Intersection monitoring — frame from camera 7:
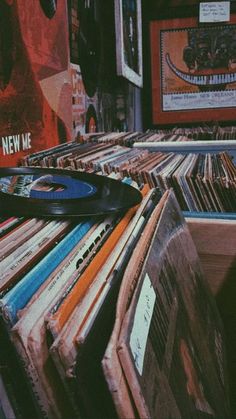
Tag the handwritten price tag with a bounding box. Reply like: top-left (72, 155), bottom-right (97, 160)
top-left (199, 2), bottom-right (230, 23)
top-left (129, 273), bottom-right (156, 375)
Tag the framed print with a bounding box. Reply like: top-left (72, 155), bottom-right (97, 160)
top-left (150, 15), bottom-right (236, 125)
top-left (114, 0), bottom-right (143, 87)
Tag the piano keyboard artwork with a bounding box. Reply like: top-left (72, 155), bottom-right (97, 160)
top-left (151, 17), bottom-right (236, 124)
top-left (166, 53), bottom-right (236, 87)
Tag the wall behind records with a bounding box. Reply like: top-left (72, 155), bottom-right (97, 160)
top-left (68, 0), bottom-right (143, 137)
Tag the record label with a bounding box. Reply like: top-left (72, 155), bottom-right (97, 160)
top-left (0, 174), bottom-right (97, 200)
top-left (0, 167), bottom-right (142, 217)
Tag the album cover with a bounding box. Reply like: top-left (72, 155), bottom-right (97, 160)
top-left (69, 190), bottom-right (163, 419)
top-left (102, 191), bottom-right (169, 418)
top-left (114, 190), bottom-right (230, 418)
top-left (49, 187), bottom-right (154, 415)
top-left (47, 200), bottom-right (140, 339)
top-left (0, 219), bottom-right (72, 296)
top-left (0, 220), bottom-right (95, 327)
top-left (0, 0), bottom-right (72, 167)
top-left (7, 219), bottom-right (114, 418)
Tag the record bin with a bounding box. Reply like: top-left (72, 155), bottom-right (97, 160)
top-left (134, 139), bottom-right (236, 415)
top-left (187, 214), bottom-right (236, 415)
top-left (134, 139), bottom-right (236, 291)
top-left (0, 136), bottom-right (235, 417)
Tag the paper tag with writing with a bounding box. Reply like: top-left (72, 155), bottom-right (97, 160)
top-left (129, 273), bottom-right (156, 375)
top-left (199, 2), bottom-right (230, 23)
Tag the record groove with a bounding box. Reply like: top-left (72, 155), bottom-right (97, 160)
top-left (0, 167), bottom-right (142, 217)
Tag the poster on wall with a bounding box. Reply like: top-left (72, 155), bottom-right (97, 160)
top-left (71, 63), bottom-right (87, 136)
top-left (70, 63), bottom-right (98, 136)
top-left (0, 0), bottom-right (72, 167)
top-left (114, 0), bottom-right (143, 87)
top-left (150, 15), bottom-right (236, 125)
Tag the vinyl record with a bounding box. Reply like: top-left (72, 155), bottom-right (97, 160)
top-left (78, 2), bottom-right (100, 97)
top-left (0, 167), bottom-right (142, 217)
top-left (40, 0), bottom-right (57, 19)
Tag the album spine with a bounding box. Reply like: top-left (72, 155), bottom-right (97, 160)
top-left (0, 218), bottom-right (23, 238)
top-left (0, 220), bottom-right (73, 295)
top-left (47, 205), bottom-right (140, 338)
top-left (0, 220), bottom-right (95, 327)
top-left (10, 329), bottom-right (60, 418)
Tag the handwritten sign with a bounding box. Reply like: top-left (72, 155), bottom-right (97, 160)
top-left (199, 2), bottom-right (230, 23)
top-left (129, 273), bottom-right (156, 375)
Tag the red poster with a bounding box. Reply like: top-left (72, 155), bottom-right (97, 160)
top-left (0, 0), bottom-right (72, 167)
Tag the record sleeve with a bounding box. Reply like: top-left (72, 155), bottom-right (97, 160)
top-left (49, 187), bottom-right (154, 386)
top-left (102, 191), bottom-right (169, 418)
top-left (0, 220), bottom-right (95, 326)
top-left (7, 220), bottom-right (113, 417)
top-left (0, 219), bottom-right (72, 296)
top-left (115, 191), bottom-right (230, 418)
top-left (47, 202), bottom-right (140, 339)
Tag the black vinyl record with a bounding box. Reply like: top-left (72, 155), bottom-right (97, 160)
top-left (40, 0), bottom-right (57, 19)
top-left (0, 167), bottom-right (142, 217)
top-left (78, 2), bottom-right (100, 97)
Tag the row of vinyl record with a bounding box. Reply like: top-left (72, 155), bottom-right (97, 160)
top-left (0, 186), bottom-right (231, 418)
top-left (20, 129), bottom-right (236, 164)
top-left (137, 125), bottom-right (236, 142)
top-left (71, 126), bottom-right (236, 144)
top-left (21, 133), bottom-right (236, 213)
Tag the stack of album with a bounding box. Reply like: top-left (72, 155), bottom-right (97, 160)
top-left (147, 125), bottom-right (236, 141)
top-left (0, 184), bottom-right (231, 418)
top-left (21, 134), bottom-right (236, 213)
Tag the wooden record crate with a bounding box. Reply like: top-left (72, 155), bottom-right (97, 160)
top-left (133, 140), bottom-right (236, 294)
top-left (133, 141), bottom-right (236, 295)
top-left (134, 140), bottom-right (236, 414)
top-left (186, 216), bottom-right (236, 297)
top-left (186, 215), bottom-right (236, 415)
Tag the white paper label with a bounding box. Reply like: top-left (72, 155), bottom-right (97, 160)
top-left (129, 273), bottom-right (156, 375)
top-left (163, 89), bottom-right (236, 111)
top-left (199, 2), bottom-right (230, 23)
